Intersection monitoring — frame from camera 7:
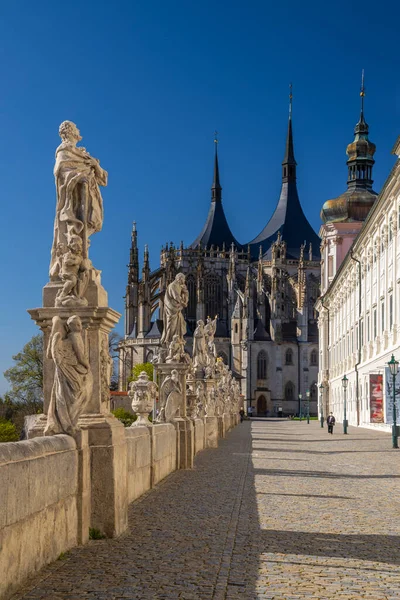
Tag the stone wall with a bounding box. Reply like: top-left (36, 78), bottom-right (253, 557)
top-left (0, 435), bottom-right (89, 600)
top-left (125, 427), bottom-right (151, 503)
top-left (1, 415), bottom-right (238, 600)
top-left (152, 424), bottom-right (177, 486)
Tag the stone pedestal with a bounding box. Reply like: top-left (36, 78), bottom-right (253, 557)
top-left (78, 414), bottom-right (128, 537)
top-left (28, 304), bottom-right (127, 538)
top-left (75, 429), bottom-right (91, 544)
top-left (204, 416), bottom-right (218, 448)
top-left (217, 415), bottom-right (226, 439)
top-left (174, 417), bottom-right (194, 469)
top-left (28, 306), bottom-right (121, 415)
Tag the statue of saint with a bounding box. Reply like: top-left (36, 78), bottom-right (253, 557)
top-left (193, 320), bottom-right (208, 369)
top-left (50, 121), bottom-right (107, 279)
top-left (45, 315), bottom-right (92, 436)
top-left (160, 273), bottom-right (189, 347)
top-left (204, 315), bottom-right (218, 362)
top-left (156, 369), bottom-right (182, 422)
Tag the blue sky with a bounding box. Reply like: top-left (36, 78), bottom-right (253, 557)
top-left (0, 0), bottom-right (399, 393)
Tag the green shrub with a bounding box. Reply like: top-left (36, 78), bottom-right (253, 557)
top-left (128, 362), bottom-right (154, 384)
top-left (0, 419), bottom-right (19, 442)
top-left (111, 408), bottom-right (137, 427)
top-left (89, 527), bottom-right (106, 540)
top-left (292, 416), bottom-right (319, 421)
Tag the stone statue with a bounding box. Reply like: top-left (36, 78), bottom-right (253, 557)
top-left (204, 315), bottom-right (217, 362)
top-left (193, 320), bottom-right (208, 370)
top-left (156, 369), bottom-right (182, 422)
top-left (101, 336), bottom-right (114, 404)
top-left (160, 273), bottom-right (188, 347)
top-left (55, 235), bottom-right (91, 306)
top-left (50, 121), bottom-right (107, 292)
top-left (195, 382), bottom-right (206, 418)
top-left (166, 334), bottom-right (189, 364)
top-left (45, 315), bottom-right (92, 437)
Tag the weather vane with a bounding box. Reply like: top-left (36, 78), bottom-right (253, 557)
top-left (289, 83), bottom-right (293, 118)
top-left (360, 69), bottom-right (365, 116)
top-left (214, 130), bottom-right (219, 145)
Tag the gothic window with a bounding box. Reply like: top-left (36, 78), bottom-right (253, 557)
top-left (285, 381), bottom-right (294, 401)
top-left (205, 272), bottom-right (222, 318)
top-left (186, 274), bottom-right (197, 319)
top-left (310, 349), bottom-right (318, 366)
top-left (257, 351), bottom-right (268, 379)
top-left (285, 348), bottom-right (293, 365)
top-left (310, 382), bottom-right (317, 400)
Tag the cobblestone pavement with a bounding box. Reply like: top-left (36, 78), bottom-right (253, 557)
top-left (12, 420), bottom-right (400, 600)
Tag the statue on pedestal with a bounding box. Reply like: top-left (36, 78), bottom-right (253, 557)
top-left (193, 320), bottom-right (208, 370)
top-left (45, 315), bottom-right (92, 436)
top-left (204, 315), bottom-right (217, 362)
top-left (50, 121), bottom-right (107, 306)
top-left (156, 369), bottom-right (182, 422)
top-left (160, 273), bottom-right (188, 347)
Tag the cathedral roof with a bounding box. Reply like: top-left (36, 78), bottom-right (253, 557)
top-left (189, 143), bottom-right (242, 250)
top-left (248, 101), bottom-right (320, 259)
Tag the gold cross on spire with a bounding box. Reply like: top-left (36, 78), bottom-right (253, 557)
top-left (214, 130), bottom-right (219, 144)
top-left (289, 83), bottom-right (293, 118)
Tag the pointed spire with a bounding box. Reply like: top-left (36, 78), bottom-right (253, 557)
top-left (355, 69), bottom-right (368, 135)
top-left (211, 131), bottom-right (222, 202)
top-left (282, 83), bottom-right (297, 182)
top-left (142, 244), bottom-right (150, 281)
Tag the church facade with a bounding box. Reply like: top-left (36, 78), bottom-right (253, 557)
top-left (119, 110), bottom-right (321, 417)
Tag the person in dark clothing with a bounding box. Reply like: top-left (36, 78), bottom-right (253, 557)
top-left (239, 408), bottom-right (245, 423)
top-left (327, 412), bottom-right (335, 434)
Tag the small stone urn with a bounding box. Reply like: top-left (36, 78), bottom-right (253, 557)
top-left (128, 371), bottom-right (157, 427)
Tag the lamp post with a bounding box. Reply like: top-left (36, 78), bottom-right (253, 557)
top-left (388, 354), bottom-right (399, 449)
top-left (299, 393), bottom-right (302, 421)
top-left (306, 389), bottom-right (310, 424)
top-left (319, 383), bottom-right (324, 428)
top-left (342, 374), bottom-right (348, 434)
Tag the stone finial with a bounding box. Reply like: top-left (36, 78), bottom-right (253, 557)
top-left (129, 371), bottom-right (157, 427)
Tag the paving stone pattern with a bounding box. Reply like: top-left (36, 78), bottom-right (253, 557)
top-left (12, 420), bottom-right (400, 599)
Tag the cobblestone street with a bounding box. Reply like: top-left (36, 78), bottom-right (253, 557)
top-left (12, 420), bottom-right (400, 600)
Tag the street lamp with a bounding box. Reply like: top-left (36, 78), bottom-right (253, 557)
top-left (388, 354), bottom-right (399, 449)
top-left (298, 393), bottom-right (302, 421)
top-left (306, 389), bottom-right (310, 424)
top-left (319, 383), bottom-right (324, 428)
top-left (342, 374), bottom-right (348, 434)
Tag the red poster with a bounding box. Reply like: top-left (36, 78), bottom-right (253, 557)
top-left (370, 374), bottom-right (384, 423)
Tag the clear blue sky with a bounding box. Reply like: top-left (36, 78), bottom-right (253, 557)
top-left (0, 0), bottom-right (399, 393)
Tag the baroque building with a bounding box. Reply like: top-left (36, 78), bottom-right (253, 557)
top-left (119, 106), bottom-right (321, 417)
top-left (317, 86), bottom-right (400, 430)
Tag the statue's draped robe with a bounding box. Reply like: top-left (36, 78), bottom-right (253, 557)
top-left (45, 332), bottom-right (92, 436)
top-left (193, 324), bottom-right (207, 368)
top-left (50, 143), bottom-right (107, 273)
top-left (161, 280), bottom-right (188, 345)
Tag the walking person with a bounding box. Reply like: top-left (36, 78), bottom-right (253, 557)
top-left (239, 407), bottom-right (245, 423)
top-left (327, 412), bottom-right (335, 434)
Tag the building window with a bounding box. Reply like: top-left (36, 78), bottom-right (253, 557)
top-left (360, 320), bottom-right (363, 347)
top-left (381, 301), bottom-right (385, 333)
top-left (310, 382), bottom-right (317, 401)
top-left (285, 348), bottom-right (293, 365)
top-left (257, 351), bottom-right (268, 379)
top-left (205, 273), bottom-right (222, 319)
top-left (328, 256), bottom-right (334, 278)
top-left (390, 295), bottom-right (393, 331)
top-left (186, 274), bottom-right (197, 319)
top-left (310, 349), bottom-right (318, 366)
top-left (367, 315), bottom-right (370, 342)
top-left (373, 308), bottom-right (377, 339)
top-left (235, 323), bottom-right (238, 334)
top-left (389, 216), bottom-right (393, 242)
top-left (285, 381), bottom-right (294, 401)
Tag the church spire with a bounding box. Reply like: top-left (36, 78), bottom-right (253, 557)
top-left (211, 131), bottom-right (222, 202)
top-left (282, 83), bottom-right (297, 182)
